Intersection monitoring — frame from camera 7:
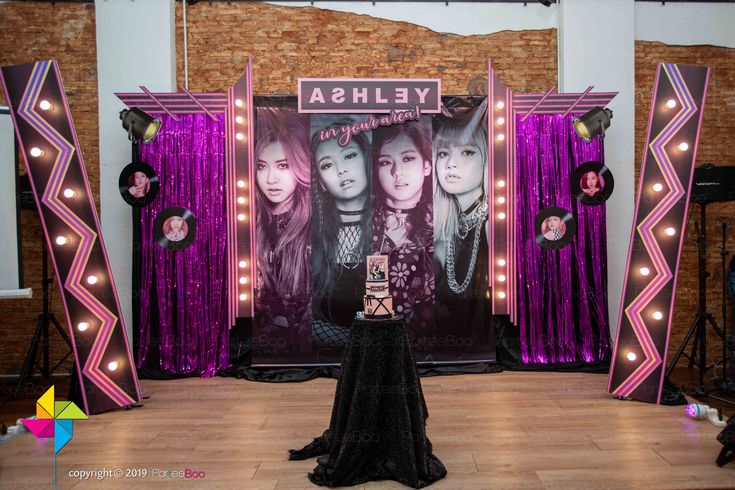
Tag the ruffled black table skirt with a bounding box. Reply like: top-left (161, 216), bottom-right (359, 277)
top-left (289, 317), bottom-right (447, 488)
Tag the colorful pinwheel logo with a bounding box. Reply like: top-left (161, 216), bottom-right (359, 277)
top-left (21, 385), bottom-right (88, 487)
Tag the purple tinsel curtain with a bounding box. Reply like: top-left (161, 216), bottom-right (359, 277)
top-left (137, 113), bottom-right (229, 376)
top-left (516, 113), bottom-right (611, 364)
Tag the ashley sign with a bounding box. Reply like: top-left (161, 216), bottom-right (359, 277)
top-left (298, 78), bottom-right (441, 113)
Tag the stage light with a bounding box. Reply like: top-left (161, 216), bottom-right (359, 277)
top-left (498, 274), bottom-right (506, 282)
top-left (237, 196), bottom-right (246, 205)
top-left (235, 99), bottom-right (244, 108)
top-left (235, 115), bottom-right (244, 124)
top-left (236, 133), bottom-right (245, 141)
top-left (497, 212), bottom-right (506, 220)
top-left (77, 322), bottom-right (89, 332)
top-left (652, 182), bottom-right (664, 193)
top-left (39, 100), bottom-right (53, 111)
top-left (497, 196), bottom-right (506, 204)
top-left (573, 106), bottom-right (613, 142)
top-left (497, 291), bottom-right (506, 299)
top-left (237, 180), bottom-right (245, 188)
top-left (678, 142), bottom-right (689, 152)
top-left (239, 277), bottom-right (247, 285)
top-left (107, 361), bottom-right (119, 372)
top-left (119, 107), bottom-right (161, 143)
top-left (498, 258), bottom-right (506, 267)
top-left (652, 311), bottom-right (664, 320)
top-left (639, 267), bottom-right (650, 276)
top-left (665, 227), bottom-right (676, 237)
top-left (29, 147), bottom-right (44, 158)
top-left (497, 180), bottom-right (506, 188)
top-left (63, 188), bottom-right (76, 198)
top-left (237, 213), bottom-right (246, 221)
top-left (55, 236), bottom-right (69, 246)
top-left (239, 293), bottom-right (248, 301)
top-left (497, 117), bottom-right (505, 125)
top-left (86, 275), bottom-right (98, 285)
top-left (627, 352), bottom-right (637, 361)
top-left (666, 99), bottom-right (677, 109)
top-left (238, 260), bottom-right (247, 268)
top-left (496, 133), bottom-right (506, 142)
top-left (496, 101), bottom-right (505, 110)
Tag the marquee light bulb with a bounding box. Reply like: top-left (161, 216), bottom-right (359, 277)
top-left (77, 322), bottom-right (89, 332)
top-left (63, 188), bottom-right (76, 198)
top-left (235, 115), bottom-right (244, 124)
top-left (666, 99), bottom-right (677, 109)
top-left (239, 293), bottom-right (247, 301)
top-left (497, 117), bottom-right (505, 125)
top-left (30, 147), bottom-right (44, 158)
top-left (239, 277), bottom-right (247, 285)
top-left (496, 101), bottom-right (505, 110)
top-left (652, 183), bottom-right (664, 193)
top-left (87, 275), bottom-right (98, 285)
top-left (498, 274), bottom-right (506, 282)
top-left (108, 361), bottom-right (119, 372)
top-left (236, 133), bottom-right (244, 141)
top-left (237, 180), bottom-right (245, 188)
top-left (238, 260), bottom-right (247, 268)
top-left (497, 196), bottom-right (506, 204)
top-left (640, 267), bottom-right (650, 277)
top-left (665, 227), bottom-right (676, 237)
top-left (652, 311), bottom-right (664, 320)
top-left (497, 291), bottom-right (506, 299)
top-left (39, 100), bottom-right (53, 111)
top-left (627, 352), bottom-right (637, 362)
top-left (497, 180), bottom-right (506, 188)
top-left (237, 196), bottom-right (246, 205)
top-left (237, 213), bottom-right (246, 221)
top-left (55, 236), bottom-right (69, 246)
top-left (497, 212), bottom-right (506, 220)
top-left (496, 133), bottom-right (506, 142)
top-left (235, 99), bottom-right (243, 108)
top-left (498, 259), bottom-right (506, 267)
top-left (678, 142), bottom-right (689, 152)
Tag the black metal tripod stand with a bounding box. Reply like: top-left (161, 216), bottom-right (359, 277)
top-left (666, 202), bottom-right (731, 401)
top-left (12, 239), bottom-right (73, 399)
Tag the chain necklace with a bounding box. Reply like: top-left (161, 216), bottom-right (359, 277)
top-left (446, 197), bottom-right (488, 294)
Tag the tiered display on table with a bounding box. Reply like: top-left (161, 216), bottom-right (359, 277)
top-left (363, 255), bottom-right (393, 319)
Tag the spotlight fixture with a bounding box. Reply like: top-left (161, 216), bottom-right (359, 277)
top-left (119, 107), bottom-right (161, 143)
top-left (573, 106), bottom-right (613, 142)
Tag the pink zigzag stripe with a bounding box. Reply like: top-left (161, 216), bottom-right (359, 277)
top-left (17, 62), bottom-right (134, 406)
top-left (614, 64), bottom-right (697, 397)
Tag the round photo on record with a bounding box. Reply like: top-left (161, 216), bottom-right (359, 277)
top-left (153, 207), bottom-right (196, 251)
top-left (571, 161), bottom-right (614, 206)
top-left (535, 206), bottom-right (577, 250)
top-left (119, 162), bottom-right (159, 207)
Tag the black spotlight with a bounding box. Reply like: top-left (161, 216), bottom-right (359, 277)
top-left (120, 107), bottom-right (161, 143)
top-left (573, 107), bottom-right (613, 142)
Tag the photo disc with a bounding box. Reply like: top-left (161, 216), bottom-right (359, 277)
top-left (119, 162), bottom-right (159, 207)
top-left (153, 207), bottom-right (196, 251)
top-left (534, 206), bottom-right (577, 250)
top-left (571, 161), bottom-right (614, 206)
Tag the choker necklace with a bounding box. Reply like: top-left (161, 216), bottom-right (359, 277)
top-left (337, 208), bottom-right (366, 216)
top-left (384, 206), bottom-right (408, 232)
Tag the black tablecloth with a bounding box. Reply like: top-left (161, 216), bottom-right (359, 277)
top-left (289, 317), bottom-right (447, 488)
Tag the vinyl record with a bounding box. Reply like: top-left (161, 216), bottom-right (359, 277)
top-left (534, 206), bottom-right (576, 250)
top-left (119, 162), bottom-right (159, 207)
top-left (572, 161), bottom-right (614, 206)
top-left (153, 207), bottom-right (196, 251)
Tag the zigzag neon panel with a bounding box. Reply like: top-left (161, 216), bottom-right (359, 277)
top-left (1, 60), bottom-right (141, 414)
top-left (608, 63), bottom-right (710, 404)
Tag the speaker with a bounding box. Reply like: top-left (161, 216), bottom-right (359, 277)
top-left (691, 164), bottom-right (735, 204)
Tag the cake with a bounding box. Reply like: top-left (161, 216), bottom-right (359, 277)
top-left (363, 255), bottom-right (393, 319)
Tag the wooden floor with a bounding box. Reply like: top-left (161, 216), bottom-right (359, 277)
top-left (1, 371), bottom-right (735, 489)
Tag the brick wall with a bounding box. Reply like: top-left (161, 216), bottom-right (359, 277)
top-left (0, 2), bottom-right (98, 375)
top-left (635, 42), bottom-right (735, 364)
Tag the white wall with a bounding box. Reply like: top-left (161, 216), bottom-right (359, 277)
top-left (96, 0), bottom-right (176, 341)
top-left (559, 0), bottom-right (636, 341)
top-left (269, 1), bottom-right (556, 35)
top-left (636, 2), bottom-right (735, 48)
